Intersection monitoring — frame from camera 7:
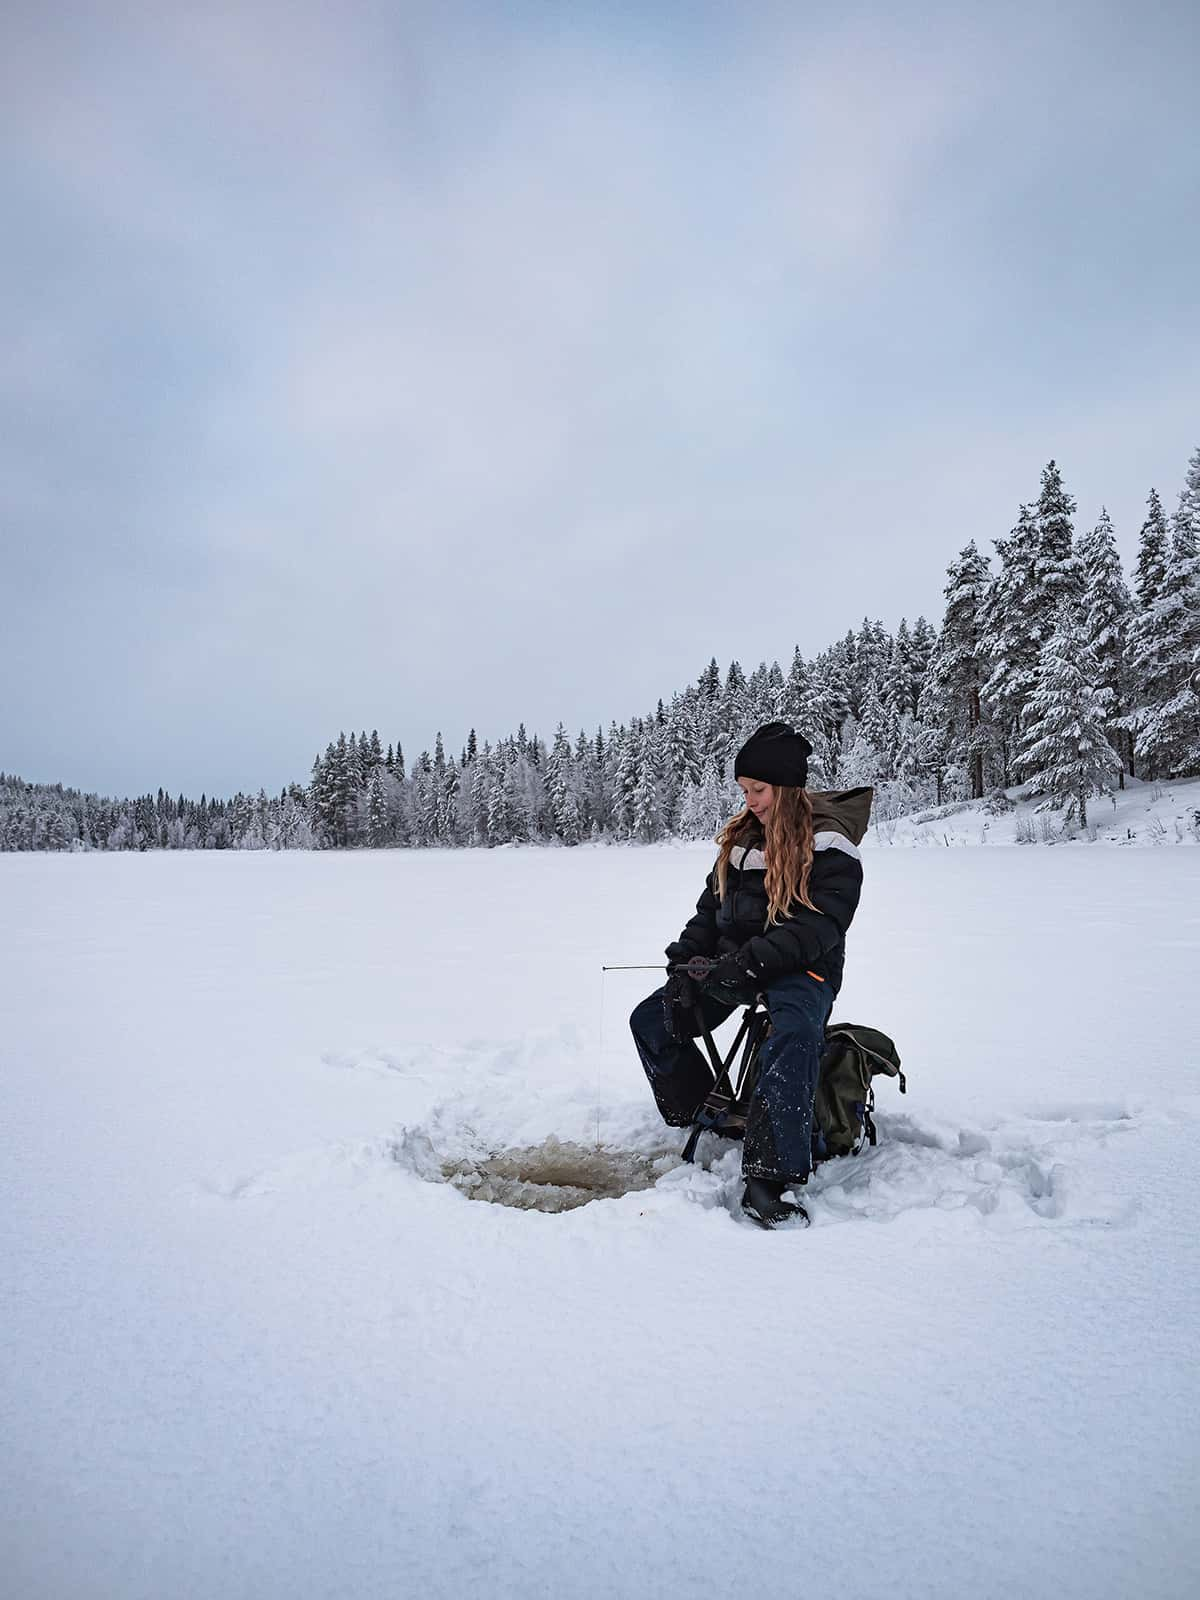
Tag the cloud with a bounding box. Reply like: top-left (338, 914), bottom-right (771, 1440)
top-left (1, 1), bottom-right (1198, 795)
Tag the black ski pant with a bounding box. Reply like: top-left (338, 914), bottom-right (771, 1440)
top-left (630, 971), bottom-right (834, 1186)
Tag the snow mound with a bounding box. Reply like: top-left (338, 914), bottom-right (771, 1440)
top-left (388, 1094), bottom-right (1145, 1229)
top-left (875, 773), bottom-right (1200, 847)
top-left (390, 1088), bottom-right (1152, 1222)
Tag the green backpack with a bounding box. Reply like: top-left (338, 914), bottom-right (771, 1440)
top-left (813, 1023), bottom-right (906, 1162)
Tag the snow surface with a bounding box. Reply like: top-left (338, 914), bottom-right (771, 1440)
top-left (874, 773), bottom-right (1200, 849)
top-left (2, 844), bottom-right (1198, 1600)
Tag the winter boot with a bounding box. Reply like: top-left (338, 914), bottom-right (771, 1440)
top-left (741, 1177), bottom-right (810, 1229)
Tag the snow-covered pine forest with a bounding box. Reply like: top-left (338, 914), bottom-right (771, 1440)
top-left (5, 452), bottom-right (1199, 853)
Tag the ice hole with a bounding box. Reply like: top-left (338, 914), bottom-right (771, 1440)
top-left (442, 1136), bottom-right (672, 1214)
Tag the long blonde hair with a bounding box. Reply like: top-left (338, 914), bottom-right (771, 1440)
top-left (714, 786), bottom-right (816, 924)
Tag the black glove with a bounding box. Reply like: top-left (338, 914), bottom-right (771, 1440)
top-left (663, 968), bottom-right (698, 1011)
top-left (699, 948), bottom-right (760, 1004)
top-left (661, 967), bottom-right (699, 1041)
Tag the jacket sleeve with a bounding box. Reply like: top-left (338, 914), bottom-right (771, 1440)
top-left (744, 847), bottom-right (862, 977)
top-left (665, 872), bottom-right (720, 963)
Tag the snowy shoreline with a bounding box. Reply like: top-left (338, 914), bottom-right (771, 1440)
top-left (7, 772), bottom-right (1198, 856)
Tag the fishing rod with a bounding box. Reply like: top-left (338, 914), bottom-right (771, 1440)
top-left (602, 957), bottom-right (720, 978)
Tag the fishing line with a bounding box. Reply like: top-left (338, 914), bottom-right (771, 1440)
top-left (595, 966), bottom-right (661, 1147)
top-left (595, 968), bottom-right (606, 1149)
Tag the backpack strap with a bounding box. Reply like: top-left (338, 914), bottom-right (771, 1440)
top-left (863, 1085), bottom-right (877, 1147)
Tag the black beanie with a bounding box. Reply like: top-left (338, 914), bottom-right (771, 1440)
top-left (734, 722), bottom-right (812, 788)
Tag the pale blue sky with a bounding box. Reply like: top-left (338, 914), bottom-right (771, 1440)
top-left (3, 0), bottom-right (1198, 797)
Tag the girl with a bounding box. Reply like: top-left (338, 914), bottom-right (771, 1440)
top-left (629, 722), bottom-right (870, 1228)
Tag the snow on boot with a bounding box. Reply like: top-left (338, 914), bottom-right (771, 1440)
top-left (741, 1177), bottom-right (809, 1229)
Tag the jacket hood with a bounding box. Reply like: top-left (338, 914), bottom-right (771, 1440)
top-left (810, 786), bottom-right (873, 846)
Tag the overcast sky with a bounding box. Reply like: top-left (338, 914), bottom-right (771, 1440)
top-left (3, 0), bottom-right (1198, 799)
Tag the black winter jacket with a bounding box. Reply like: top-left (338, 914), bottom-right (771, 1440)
top-left (666, 789), bottom-right (870, 996)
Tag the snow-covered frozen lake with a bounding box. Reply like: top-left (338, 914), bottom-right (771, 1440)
top-left (3, 844), bottom-right (1198, 1600)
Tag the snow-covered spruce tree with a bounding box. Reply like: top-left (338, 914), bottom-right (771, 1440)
top-left (365, 767), bottom-right (389, 847)
top-left (745, 662), bottom-right (770, 723)
top-left (1124, 487), bottom-right (1175, 777)
top-left (197, 795), bottom-right (213, 849)
top-left (708, 661), bottom-right (745, 778)
top-left (825, 631), bottom-right (857, 717)
top-left (521, 736), bottom-right (551, 838)
top-left (1133, 487), bottom-right (1171, 607)
top-left (663, 692), bottom-right (704, 822)
top-left (482, 743), bottom-right (507, 845)
top-left (495, 742), bottom-right (528, 844)
top-left (596, 722), bottom-right (620, 833)
top-left (631, 727), bottom-right (666, 842)
top-left (611, 721), bottom-right (639, 839)
top-left (849, 672), bottom-right (900, 783)
top-left (838, 728), bottom-right (880, 789)
top-left (1077, 508), bottom-right (1133, 784)
top-left (740, 660), bottom-right (778, 744)
top-left (276, 786), bottom-right (315, 849)
top-left (659, 696), bottom-right (689, 798)
top-left (697, 656), bottom-right (722, 706)
top-left (692, 685), bottom-right (719, 786)
top-left (1158, 447), bottom-right (1200, 774)
top-left (924, 541), bottom-right (994, 799)
top-left (565, 725), bottom-right (593, 842)
top-left (780, 647), bottom-right (822, 741)
top-left (555, 768), bottom-right (585, 845)
top-left (1018, 608), bottom-right (1122, 828)
top-left (308, 747), bottom-right (333, 845)
top-left (574, 729), bottom-right (601, 836)
top-left (982, 462), bottom-right (1081, 785)
top-left (884, 620), bottom-right (916, 718)
top-left (578, 730), bottom-right (600, 836)
top-left (978, 557), bottom-right (1023, 781)
top-left (331, 733), bottom-right (355, 845)
top-left (1135, 469), bottom-right (1200, 778)
top-left (766, 658), bottom-right (786, 717)
top-left (379, 762), bottom-right (407, 845)
top-left (832, 640), bottom-right (857, 732)
top-left (818, 647), bottom-right (854, 746)
top-left (907, 615), bottom-right (937, 712)
top-left (650, 715), bottom-right (673, 831)
top-left (437, 757), bottom-right (462, 845)
top-left (852, 618), bottom-right (892, 713)
top-left (892, 710), bottom-right (945, 805)
top-left (244, 790), bottom-right (264, 846)
top-left (408, 748), bottom-right (433, 844)
top-left (1176, 443), bottom-right (1200, 537)
top-left (840, 678), bottom-right (905, 795)
top-left (545, 724), bottom-right (574, 840)
top-left (1035, 459), bottom-right (1082, 618)
top-left (458, 745), bottom-right (486, 845)
top-left (792, 663), bottom-right (836, 787)
top-left (676, 769), bottom-right (721, 839)
top-left (228, 791), bottom-right (250, 845)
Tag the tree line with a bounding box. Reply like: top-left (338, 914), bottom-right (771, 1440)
top-left (3, 446), bottom-right (1197, 851)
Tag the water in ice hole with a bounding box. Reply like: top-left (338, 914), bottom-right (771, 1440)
top-left (442, 1136), bottom-right (677, 1213)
